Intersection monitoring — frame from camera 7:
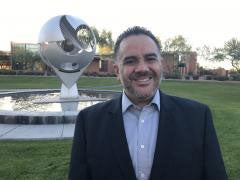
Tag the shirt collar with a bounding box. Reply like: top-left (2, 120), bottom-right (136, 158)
top-left (122, 90), bottom-right (160, 113)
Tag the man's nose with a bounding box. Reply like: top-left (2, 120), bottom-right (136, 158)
top-left (135, 60), bottom-right (149, 72)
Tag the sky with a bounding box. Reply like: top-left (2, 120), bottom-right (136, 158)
top-left (0, 0), bottom-right (240, 69)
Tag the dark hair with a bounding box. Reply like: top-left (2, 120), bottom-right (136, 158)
top-left (114, 26), bottom-right (161, 61)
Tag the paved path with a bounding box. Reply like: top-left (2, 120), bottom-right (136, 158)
top-left (0, 124), bottom-right (75, 140)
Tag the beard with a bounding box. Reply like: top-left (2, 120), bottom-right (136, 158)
top-left (121, 70), bottom-right (160, 102)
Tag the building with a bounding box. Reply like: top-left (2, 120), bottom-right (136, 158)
top-left (0, 42), bottom-right (198, 78)
top-left (86, 52), bottom-right (198, 78)
top-left (161, 52), bottom-right (179, 76)
top-left (212, 67), bottom-right (227, 76)
top-left (85, 55), bottom-right (115, 76)
top-left (10, 42), bottom-right (43, 71)
top-left (181, 52), bottom-right (198, 75)
top-left (161, 52), bottom-right (198, 77)
top-left (0, 51), bottom-right (11, 70)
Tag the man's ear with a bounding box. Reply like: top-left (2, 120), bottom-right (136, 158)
top-left (113, 63), bottom-right (120, 80)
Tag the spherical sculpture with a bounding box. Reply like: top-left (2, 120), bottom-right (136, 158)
top-left (38, 15), bottom-right (96, 87)
top-left (38, 15), bottom-right (96, 99)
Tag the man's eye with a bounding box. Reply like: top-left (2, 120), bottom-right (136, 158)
top-left (146, 57), bottom-right (157, 62)
top-left (123, 59), bottom-right (135, 65)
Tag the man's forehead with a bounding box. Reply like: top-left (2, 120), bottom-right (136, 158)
top-left (121, 34), bottom-right (153, 44)
top-left (120, 35), bottom-right (158, 50)
top-left (119, 35), bottom-right (159, 54)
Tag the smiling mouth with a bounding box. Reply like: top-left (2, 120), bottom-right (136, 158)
top-left (135, 76), bottom-right (152, 82)
top-left (130, 71), bottom-right (154, 83)
top-left (132, 76), bottom-right (153, 86)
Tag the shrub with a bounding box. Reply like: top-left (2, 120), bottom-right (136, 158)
top-left (230, 74), bottom-right (240, 81)
top-left (213, 76), bottom-right (229, 81)
top-left (0, 70), bottom-right (16, 75)
top-left (193, 75), bottom-right (199, 80)
top-left (83, 72), bottom-right (116, 77)
top-left (164, 74), bottom-right (181, 79)
top-left (185, 75), bottom-right (190, 80)
top-left (206, 75), bottom-right (213, 80)
top-left (0, 70), bottom-right (44, 76)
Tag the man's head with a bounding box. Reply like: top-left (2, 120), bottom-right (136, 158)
top-left (114, 26), bottom-right (161, 60)
top-left (113, 26), bottom-right (162, 107)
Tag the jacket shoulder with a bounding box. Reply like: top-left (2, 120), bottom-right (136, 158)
top-left (79, 95), bottom-right (121, 115)
top-left (161, 92), bottom-right (209, 110)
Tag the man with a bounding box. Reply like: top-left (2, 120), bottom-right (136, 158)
top-left (69, 26), bottom-right (227, 180)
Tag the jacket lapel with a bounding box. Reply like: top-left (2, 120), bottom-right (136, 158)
top-left (150, 91), bottom-right (176, 180)
top-left (108, 96), bottom-right (137, 180)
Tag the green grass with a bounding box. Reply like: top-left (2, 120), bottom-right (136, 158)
top-left (0, 76), bottom-right (239, 179)
top-left (0, 75), bottom-right (119, 89)
top-left (0, 140), bottom-right (72, 180)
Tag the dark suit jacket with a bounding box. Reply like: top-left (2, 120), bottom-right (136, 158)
top-left (69, 91), bottom-right (227, 180)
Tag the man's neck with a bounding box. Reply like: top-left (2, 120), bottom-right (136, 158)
top-left (124, 90), bottom-right (158, 108)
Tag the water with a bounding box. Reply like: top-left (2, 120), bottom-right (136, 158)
top-left (0, 90), bottom-right (118, 112)
top-left (0, 90), bottom-right (119, 124)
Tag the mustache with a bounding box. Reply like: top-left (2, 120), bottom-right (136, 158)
top-left (129, 71), bottom-right (154, 80)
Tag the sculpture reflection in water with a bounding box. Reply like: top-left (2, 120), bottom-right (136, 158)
top-left (0, 90), bottom-right (119, 124)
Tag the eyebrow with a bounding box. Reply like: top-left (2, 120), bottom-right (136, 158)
top-left (122, 53), bottom-right (159, 63)
top-left (144, 53), bottom-right (158, 58)
top-left (124, 56), bottom-right (137, 61)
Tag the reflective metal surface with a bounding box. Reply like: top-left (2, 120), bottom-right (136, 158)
top-left (38, 15), bottom-right (96, 89)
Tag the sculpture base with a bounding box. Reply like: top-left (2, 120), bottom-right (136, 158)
top-left (60, 83), bottom-right (79, 99)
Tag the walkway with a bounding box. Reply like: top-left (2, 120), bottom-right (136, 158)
top-left (0, 123), bottom-right (75, 140)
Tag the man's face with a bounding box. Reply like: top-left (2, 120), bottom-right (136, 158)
top-left (114, 35), bottom-right (162, 106)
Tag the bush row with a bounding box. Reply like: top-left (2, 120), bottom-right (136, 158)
top-left (0, 70), bottom-right (116, 77)
top-left (0, 69), bottom-right (239, 81)
top-left (205, 74), bottom-right (240, 81)
top-left (164, 74), bottom-right (200, 80)
top-left (83, 72), bottom-right (116, 77)
top-left (164, 74), bottom-right (240, 81)
top-left (0, 69), bottom-right (45, 75)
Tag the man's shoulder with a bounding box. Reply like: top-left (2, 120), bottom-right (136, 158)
top-left (80, 95), bottom-right (121, 114)
top-left (161, 92), bottom-right (208, 110)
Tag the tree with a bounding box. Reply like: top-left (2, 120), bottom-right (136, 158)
top-left (197, 45), bottom-right (225, 62)
top-left (163, 35), bottom-right (192, 53)
top-left (91, 26), bottom-right (100, 44)
top-left (156, 36), bottom-right (162, 51)
top-left (224, 38), bottom-right (240, 72)
top-left (196, 45), bottom-right (211, 60)
top-left (98, 29), bottom-right (114, 55)
top-left (12, 47), bottom-right (41, 70)
top-left (90, 27), bottom-right (114, 55)
top-left (199, 38), bottom-right (240, 72)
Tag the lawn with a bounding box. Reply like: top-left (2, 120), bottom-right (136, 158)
top-left (0, 76), bottom-right (239, 180)
top-left (0, 75), bottom-right (119, 90)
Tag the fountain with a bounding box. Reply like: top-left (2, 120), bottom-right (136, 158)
top-left (0, 15), bottom-right (119, 124)
top-left (0, 89), bottom-right (119, 124)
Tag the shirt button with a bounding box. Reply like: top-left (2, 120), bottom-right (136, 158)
top-left (140, 145), bottom-right (144, 149)
top-left (140, 173), bottom-right (145, 178)
top-left (141, 119), bottom-right (144, 123)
